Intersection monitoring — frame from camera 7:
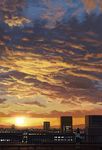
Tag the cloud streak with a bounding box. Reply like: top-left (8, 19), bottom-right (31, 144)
top-left (0, 0), bottom-right (102, 120)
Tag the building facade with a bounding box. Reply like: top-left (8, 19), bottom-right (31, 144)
top-left (61, 116), bottom-right (72, 133)
top-left (85, 115), bottom-right (102, 143)
top-left (43, 122), bottom-right (50, 131)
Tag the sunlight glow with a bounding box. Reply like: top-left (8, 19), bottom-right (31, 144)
top-left (15, 117), bottom-right (25, 126)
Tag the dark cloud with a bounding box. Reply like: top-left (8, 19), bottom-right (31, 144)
top-left (24, 101), bottom-right (46, 108)
top-left (0, 0), bottom-right (102, 28)
top-left (0, 0), bottom-right (102, 117)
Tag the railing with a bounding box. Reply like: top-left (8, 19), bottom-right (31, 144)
top-left (0, 144), bottom-right (102, 150)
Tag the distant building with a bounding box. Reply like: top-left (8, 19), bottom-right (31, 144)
top-left (11, 124), bottom-right (16, 130)
top-left (85, 115), bottom-right (102, 143)
top-left (43, 122), bottom-right (50, 131)
top-left (61, 116), bottom-right (72, 133)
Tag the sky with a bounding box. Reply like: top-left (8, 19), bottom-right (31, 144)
top-left (0, 0), bottom-right (102, 128)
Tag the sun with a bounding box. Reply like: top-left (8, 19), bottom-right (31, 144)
top-left (15, 117), bottom-right (25, 126)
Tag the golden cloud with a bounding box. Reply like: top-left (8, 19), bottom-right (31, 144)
top-left (4, 16), bottom-right (31, 27)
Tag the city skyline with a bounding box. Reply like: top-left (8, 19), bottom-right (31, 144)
top-left (0, 115), bottom-right (101, 129)
top-left (0, 0), bottom-right (102, 128)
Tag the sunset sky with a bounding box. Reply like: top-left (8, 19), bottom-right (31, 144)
top-left (0, 0), bottom-right (102, 128)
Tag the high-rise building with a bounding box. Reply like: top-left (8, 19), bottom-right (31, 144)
top-left (85, 115), bottom-right (102, 128)
top-left (61, 116), bottom-right (72, 133)
top-left (85, 115), bottom-right (102, 143)
top-left (43, 122), bottom-right (50, 131)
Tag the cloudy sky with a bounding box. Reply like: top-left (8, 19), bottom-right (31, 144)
top-left (0, 0), bottom-right (102, 127)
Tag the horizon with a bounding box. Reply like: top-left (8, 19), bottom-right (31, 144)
top-left (1, 115), bottom-right (102, 129)
top-left (0, 116), bottom-right (85, 128)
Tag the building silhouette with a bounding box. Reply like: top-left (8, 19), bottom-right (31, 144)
top-left (43, 122), bottom-right (50, 131)
top-left (61, 116), bottom-right (72, 133)
top-left (85, 115), bottom-right (102, 143)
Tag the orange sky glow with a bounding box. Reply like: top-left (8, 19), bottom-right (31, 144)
top-left (0, 117), bottom-right (85, 128)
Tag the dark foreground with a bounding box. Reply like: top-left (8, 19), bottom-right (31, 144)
top-left (0, 144), bottom-right (102, 150)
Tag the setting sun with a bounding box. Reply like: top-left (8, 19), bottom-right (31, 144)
top-left (15, 117), bottom-right (25, 126)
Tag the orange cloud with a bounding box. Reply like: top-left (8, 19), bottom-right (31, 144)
top-left (82, 0), bottom-right (97, 13)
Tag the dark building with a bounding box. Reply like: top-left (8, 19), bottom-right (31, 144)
top-left (28, 132), bottom-right (75, 144)
top-left (43, 122), bottom-right (50, 131)
top-left (61, 116), bottom-right (72, 133)
top-left (0, 129), bottom-right (23, 144)
top-left (85, 115), bottom-right (102, 143)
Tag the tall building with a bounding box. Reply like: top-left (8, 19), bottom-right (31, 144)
top-left (43, 122), bottom-right (50, 131)
top-left (85, 115), bottom-right (102, 143)
top-left (61, 116), bottom-right (72, 133)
